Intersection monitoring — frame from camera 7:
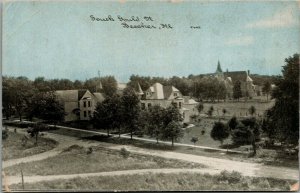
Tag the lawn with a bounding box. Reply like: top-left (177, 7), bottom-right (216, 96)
top-left (180, 119), bottom-right (231, 148)
top-left (202, 100), bottom-right (274, 118)
top-left (10, 171), bottom-right (294, 191)
top-left (2, 130), bottom-right (58, 161)
top-left (4, 144), bottom-right (205, 176)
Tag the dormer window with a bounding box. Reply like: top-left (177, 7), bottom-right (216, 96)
top-left (174, 93), bottom-right (178, 97)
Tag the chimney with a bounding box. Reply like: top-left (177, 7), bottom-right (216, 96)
top-left (247, 70), bottom-right (250, 75)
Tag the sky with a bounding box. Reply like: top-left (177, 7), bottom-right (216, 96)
top-left (3, 1), bottom-right (300, 83)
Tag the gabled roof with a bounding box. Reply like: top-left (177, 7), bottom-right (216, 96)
top-left (55, 89), bottom-right (104, 102)
top-left (146, 83), bottom-right (181, 99)
top-left (163, 86), bottom-right (179, 99)
top-left (224, 71), bottom-right (248, 83)
top-left (55, 89), bottom-right (89, 102)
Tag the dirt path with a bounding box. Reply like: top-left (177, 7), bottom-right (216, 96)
top-left (3, 127), bottom-right (299, 185)
top-left (109, 145), bottom-right (299, 181)
top-left (5, 168), bottom-right (220, 186)
top-left (2, 127), bottom-right (102, 168)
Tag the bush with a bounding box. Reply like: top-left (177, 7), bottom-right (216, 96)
top-left (183, 123), bottom-right (189, 128)
top-left (120, 148), bottom-right (130, 159)
top-left (217, 170), bottom-right (242, 184)
top-left (2, 129), bottom-right (8, 140)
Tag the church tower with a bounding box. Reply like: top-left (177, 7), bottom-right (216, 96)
top-left (215, 60), bottom-right (224, 80)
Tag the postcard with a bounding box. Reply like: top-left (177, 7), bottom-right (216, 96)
top-left (2, 0), bottom-right (299, 191)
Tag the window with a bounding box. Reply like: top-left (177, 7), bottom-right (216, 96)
top-left (183, 112), bottom-right (185, 118)
top-left (174, 93), bottom-right (178, 97)
top-left (148, 103), bottom-right (152, 108)
top-left (141, 103), bottom-right (145, 110)
top-left (88, 101), bottom-right (91, 107)
top-left (179, 102), bottom-right (182, 108)
top-left (83, 101), bottom-right (86, 108)
top-left (88, 110), bottom-right (91, 116)
top-left (84, 111), bottom-right (87, 117)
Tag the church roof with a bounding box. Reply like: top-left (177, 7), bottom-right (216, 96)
top-left (224, 71), bottom-right (248, 83)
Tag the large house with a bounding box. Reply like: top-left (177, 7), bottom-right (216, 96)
top-left (55, 89), bottom-right (104, 121)
top-left (140, 82), bottom-right (198, 123)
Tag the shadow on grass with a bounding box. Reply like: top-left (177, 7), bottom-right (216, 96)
top-left (81, 135), bottom-right (177, 151)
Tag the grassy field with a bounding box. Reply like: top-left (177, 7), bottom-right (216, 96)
top-left (202, 100), bottom-right (274, 118)
top-left (4, 144), bottom-right (204, 176)
top-left (180, 119), bottom-right (231, 148)
top-left (2, 130), bottom-right (58, 161)
top-left (10, 171), bottom-right (294, 191)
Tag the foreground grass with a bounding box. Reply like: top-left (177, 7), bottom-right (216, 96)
top-left (4, 145), bottom-right (204, 176)
top-left (10, 171), bottom-right (294, 191)
top-left (2, 130), bottom-right (58, 161)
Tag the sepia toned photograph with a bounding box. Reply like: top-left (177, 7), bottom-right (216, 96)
top-left (1, 0), bottom-right (299, 191)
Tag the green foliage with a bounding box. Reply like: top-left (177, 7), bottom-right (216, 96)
top-left (262, 81), bottom-right (272, 101)
top-left (228, 116), bottom-right (238, 130)
top-left (190, 137), bottom-right (198, 145)
top-left (248, 106), bottom-right (256, 116)
top-left (196, 103), bottom-right (204, 113)
top-left (233, 80), bottom-right (242, 100)
top-left (121, 87), bottom-right (141, 139)
top-left (210, 121), bottom-right (229, 144)
top-left (161, 121), bottom-right (183, 146)
top-left (93, 94), bottom-right (122, 136)
top-left (27, 123), bottom-right (49, 145)
top-left (2, 129), bottom-right (8, 140)
top-left (264, 53), bottom-right (299, 145)
top-left (120, 148), bottom-right (130, 159)
top-left (207, 106), bottom-right (214, 117)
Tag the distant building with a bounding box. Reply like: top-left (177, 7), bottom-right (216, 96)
top-left (204, 61), bottom-right (257, 98)
top-left (140, 82), bottom-right (198, 123)
top-left (55, 89), bottom-right (104, 121)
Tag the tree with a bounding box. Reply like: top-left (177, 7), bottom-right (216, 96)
top-left (231, 118), bottom-right (261, 155)
top-left (210, 121), bottom-right (230, 145)
top-left (27, 123), bottom-right (49, 145)
top-left (93, 94), bottom-right (122, 136)
top-left (196, 103), bottom-right (204, 114)
top-left (262, 81), bottom-right (271, 101)
top-left (228, 116), bottom-right (238, 130)
top-left (191, 137), bottom-right (198, 146)
top-left (207, 106), bottom-right (214, 117)
top-left (264, 54), bottom-right (299, 145)
top-left (37, 92), bottom-right (65, 125)
top-left (162, 121), bottom-right (183, 146)
top-left (121, 87), bottom-right (140, 139)
top-left (248, 106), bottom-right (256, 117)
top-left (233, 81), bottom-right (242, 101)
top-left (146, 105), bottom-right (165, 143)
top-left (222, 108), bottom-right (227, 118)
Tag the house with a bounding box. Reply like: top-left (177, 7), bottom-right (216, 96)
top-left (140, 82), bottom-right (198, 123)
top-left (55, 89), bottom-right (104, 121)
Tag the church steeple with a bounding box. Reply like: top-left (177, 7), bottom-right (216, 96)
top-left (216, 60), bottom-right (223, 73)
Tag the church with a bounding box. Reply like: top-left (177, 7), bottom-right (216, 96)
top-left (208, 61), bottom-right (258, 99)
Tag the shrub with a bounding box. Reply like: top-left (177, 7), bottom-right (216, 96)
top-left (217, 170), bottom-right (242, 184)
top-left (120, 148), bottom-right (130, 159)
top-left (183, 123), bottom-right (189, 128)
top-left (2, 129), bottom-right (8, 140)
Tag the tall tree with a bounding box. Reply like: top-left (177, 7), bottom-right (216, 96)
top-left (162, 121), bottom-right (183, 146)
top-left (233, 81), bottom-right (242, 101)
top-left (93, 94), bottom-right (122, 136)
top-left (146, 105), bottom-right (165, 143)
top-left (121, 87), bottom-right (140, 139)
top-left (265, 54), bottom-right (299, 145)
top-left (262, 81), bottom-right (272, 101)
top-left (37, 92), bottom-right (65, 125)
